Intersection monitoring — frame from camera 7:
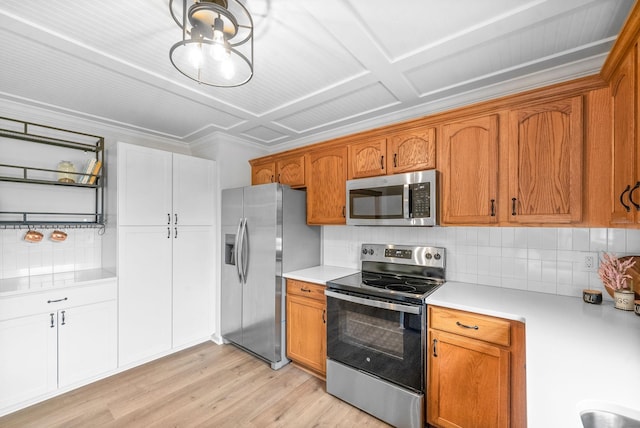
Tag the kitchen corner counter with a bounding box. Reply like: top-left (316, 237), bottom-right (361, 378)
top-left (0, 268), bottom-right (116, 297)
top-left (426, 282), bottom-right (640, 428)
top-left (284, 265), bottom-right (359, 285)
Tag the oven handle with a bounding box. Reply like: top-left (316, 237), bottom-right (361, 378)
top-left (325, 290), bottom-right (421, 315)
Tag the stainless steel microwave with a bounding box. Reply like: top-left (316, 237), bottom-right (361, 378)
top-left (346, 170), bottom-right (437, 226)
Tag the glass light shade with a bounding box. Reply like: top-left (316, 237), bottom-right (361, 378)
top-left (169, 0), bottom-right (253, 87)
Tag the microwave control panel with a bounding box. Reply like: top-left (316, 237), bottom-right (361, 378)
top-left (410, 183), bottom-right (431, 218)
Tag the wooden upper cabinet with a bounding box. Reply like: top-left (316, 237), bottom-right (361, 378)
top-left (348, 138), bottom-right (387, 179)
top-left (507, 96), bottom-right (583, 223)
top-left (306, 146), bottom-right (348, 225)
top-left (441, 115), bottom-right (499, 225)
top-left (387, 127), bottom-right (436, 174)
top-left (277, 154), bottom-right (305, 188)
top-left (251, 160), bottom-right (275, 185)
top-left (610, 45), bottom-right (638, 225)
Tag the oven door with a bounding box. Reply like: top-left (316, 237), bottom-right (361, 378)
top-left (325, 289), bottom-right (424, 392)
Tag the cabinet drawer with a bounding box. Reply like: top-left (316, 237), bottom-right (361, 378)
top-left (0, 280), bottom-right (117, 322)
top-left (287, 279), bottom-right (326, 302)
top-left (429, 306), bottom-right (511, 346)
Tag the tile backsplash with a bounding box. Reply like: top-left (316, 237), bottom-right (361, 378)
top-left (322, 226), bottom-right (640, 300)
top-left (0, 228), bottom-right (102, 279)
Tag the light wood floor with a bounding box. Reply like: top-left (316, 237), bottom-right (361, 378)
top-left (0, 342), bottom-right (391, 427)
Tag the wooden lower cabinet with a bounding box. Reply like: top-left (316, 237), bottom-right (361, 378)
top-left (427, 306), bottom-right (526, 428)
top-left (286, 279), bottom-right (326, 377)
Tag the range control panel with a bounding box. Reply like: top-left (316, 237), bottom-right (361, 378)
top-left (360, 243), bottom-right (445, 268)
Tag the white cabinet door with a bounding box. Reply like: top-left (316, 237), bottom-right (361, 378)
top-left (0, 313), bottom-right (57, 409)
top-left (118, 143), bottom-right (172, 226)
top-left (173, 154), bottom-right (216, 226)
top-left (172, 226), bottom-right (215, 348)
top-left (58, 300), bottom-right (117, 388)
top-left (118, 226), bottom-right (172, 366)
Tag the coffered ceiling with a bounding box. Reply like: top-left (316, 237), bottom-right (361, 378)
top-left (0, 0), bottom-right (634, 152)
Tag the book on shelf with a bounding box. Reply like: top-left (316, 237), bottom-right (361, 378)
top-left (88, 160), bottom-right (102, 185)
top-left (80, 158), bottom-right (96, 184)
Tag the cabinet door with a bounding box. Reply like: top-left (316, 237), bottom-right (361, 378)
top-left (387, 127), bottom-right (436, 174)
top-left (428, 329), bottom-right (510, 428)
top-left (172, 226), bottom-right (215, 348)
top-left (173, 154), bottom-right (216, 226)
top-left (348, 138), bottom-right (387, 179)
top-left (508, 96), bottom-right (583, 223)
top-left (610, 48), bottom-right (637, 225)
top-left (276, 154), bottom-right (305, 187)
top-left (118, 143), bottom-right (172, 226)
top-left (118, 226), bottom-right (172, 366)
top-left (441, 115), bottom-right (499, 224)
top-left (251, 161), bottom-right (275, 185)
top-left (306, 146), bottom-right (348, 225)
top-left (57, 300), bottom-right (117, 388)
top-left (286, 294), bottom-right (326, 376)
top-left (0, 313), bottom-right (57, 409)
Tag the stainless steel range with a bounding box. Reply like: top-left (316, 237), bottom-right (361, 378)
top-left (325, 243), bottom-right (445, 428)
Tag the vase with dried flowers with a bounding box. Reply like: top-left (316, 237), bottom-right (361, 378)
top-left (598, 253), bottom-right (636, 310)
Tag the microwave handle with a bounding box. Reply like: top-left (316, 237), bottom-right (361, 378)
top-left (325, 290), bottom-right (421, 315)
top-left (404, 184), bottom-right (411, 219)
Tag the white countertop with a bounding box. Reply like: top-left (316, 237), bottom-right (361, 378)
top-left (284, 265), bottom-right (359, 285)
top-left (427, 281), bottom-right (640, 428)
top-left (0, 268), bottom-right (116, 297)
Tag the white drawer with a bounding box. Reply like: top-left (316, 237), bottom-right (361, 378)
top-left (0, 279), bottom-right (117, 321)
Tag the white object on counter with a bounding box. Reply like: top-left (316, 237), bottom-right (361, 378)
top-left (284, 265), bottom-right (360, 285)
top-left (426, 281), bottom-right (640, 428)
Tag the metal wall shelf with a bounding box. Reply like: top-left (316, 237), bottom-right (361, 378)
top-left (0, 117), bottom-right (105, 227)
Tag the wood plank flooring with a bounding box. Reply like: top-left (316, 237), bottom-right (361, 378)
top-left (0, 342), bottom-right (391, 427)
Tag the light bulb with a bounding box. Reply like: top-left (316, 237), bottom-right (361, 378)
top-left (211, 30), bottom-right (227, 61)
top-left (221, 58), bottom-right (235, 79)
top-left (188, 43), bottom-right (203, 69)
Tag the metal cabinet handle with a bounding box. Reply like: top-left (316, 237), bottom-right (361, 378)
top-left (490, 199), bottom-right (496, 217)
top-left (380, 155), bottom-right (384, 170)
top-left (393, 153), bottom-right (398, 167)
top-left (620, 184), bottom-right (632, 212)
top-left (175, 213), bottom-right (178, 224)
top-left (456, 321), bottom-right (479, 330)
top-left (270, 175), bottom-right (274, 182)
top-left (301, 287), bottom-right (312, 293)
top-left (511, 198), bottom-right (517, 216)
top-left (50, 313), bottom-right (55, 328)
top-left (277, 173), bottom-right (281, 182)
top-left (61, 310), bottom-right (66, 326)
top-left (432, 338), bottom-right (438, 357)
top-left (167, 227), bottom-right (171, 239)
top-left (167, 213), bottom-right (171, 225)
top-left (629, 181), bottom-right (640, 210)
top-left (322, 309), bottom-right (326, 324)
top-left (175, 227), bottom-right (178, 239)
top-left (342, 206), bottom-right (346, 218)
top-left (47, 297), bottom-right (68, 304)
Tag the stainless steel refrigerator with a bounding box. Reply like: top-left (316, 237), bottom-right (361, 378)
top-left (221, 183), bottom-right (320, 369)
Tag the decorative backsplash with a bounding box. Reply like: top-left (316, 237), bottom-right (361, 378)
top-left (0, 228), bottom-right (102, 279)
top-left (322, 226), bottom-right (640, 300)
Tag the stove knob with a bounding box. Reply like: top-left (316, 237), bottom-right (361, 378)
top-left (368, 249), bottom-right (374, 255)
top-left (434, 253), bottom-right (441, 260)
top-left (425, 253), bottom-right (433, 260)
top-left (362, 248), bottom-right (368, 255)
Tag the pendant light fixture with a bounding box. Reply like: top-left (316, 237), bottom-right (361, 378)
top-left (170, 0), bottom-right (253, 87)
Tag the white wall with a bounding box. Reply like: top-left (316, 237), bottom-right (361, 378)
top-left (323, 226), bottom-right (640, 301)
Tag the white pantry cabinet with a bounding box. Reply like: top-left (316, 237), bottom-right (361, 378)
top-left (116, 143), bottom-right (216, 366)
top-left (0, 280), bottom-right (117, 411)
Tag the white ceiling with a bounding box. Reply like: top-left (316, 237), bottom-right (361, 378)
top-left (0, 0), bottom-right (634, 152)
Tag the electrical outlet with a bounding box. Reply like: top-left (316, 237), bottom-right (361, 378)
top-left (583, 255), bottom-right (596, 272)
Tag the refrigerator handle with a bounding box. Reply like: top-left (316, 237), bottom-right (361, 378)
top-left (234, 219), bottom-right (244, 284)
top-left (241, 218), bottom-right (249, 281)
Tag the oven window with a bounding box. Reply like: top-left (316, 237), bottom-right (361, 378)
top-left (326, 293), bottom-right (423, 392)
top-left (349, 185), bottom-right (404, 219)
